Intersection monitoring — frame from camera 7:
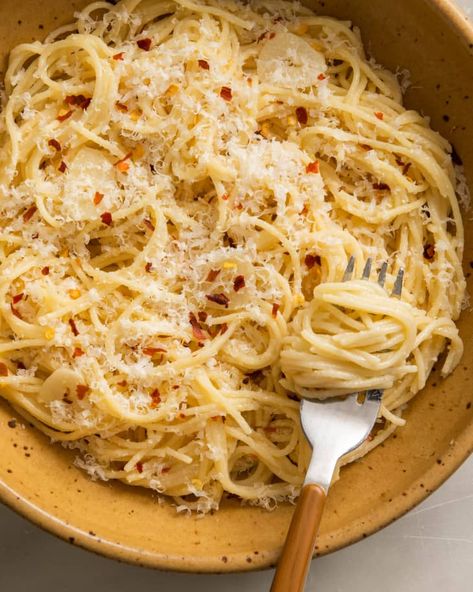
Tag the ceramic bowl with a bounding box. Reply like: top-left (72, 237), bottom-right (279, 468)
top-left (0, 0), bottom-right (472, 573)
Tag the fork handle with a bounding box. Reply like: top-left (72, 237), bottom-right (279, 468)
top-left (270, 483), bottom-right (326, 592)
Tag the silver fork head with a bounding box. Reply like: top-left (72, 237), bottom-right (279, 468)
top-left (343, 255), bottom-right (404, 294)
top-left (378, 261), bottom-right (388, 287)
top-left (392, 268), bottom-right (404, 296)
top-left (301, 394), bottom-right (381, 491)
top-left (361, 258), bottom-right (372, 279)
top-left (342, 256), bottom-right (355, 281)
top-left (300, 257), bottom-right (404, 491)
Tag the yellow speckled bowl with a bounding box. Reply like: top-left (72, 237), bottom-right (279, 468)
top-left (1, 0), bottom-right (472, 573)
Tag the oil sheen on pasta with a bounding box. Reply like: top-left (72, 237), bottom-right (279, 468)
top-left (0, 0), bottom-right (466, 512)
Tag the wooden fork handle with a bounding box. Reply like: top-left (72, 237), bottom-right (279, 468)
top-left (270, 483), bottom-right (326, 592)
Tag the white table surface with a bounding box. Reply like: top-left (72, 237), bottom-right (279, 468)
top-left (1, 1), bottom-right (473, 590)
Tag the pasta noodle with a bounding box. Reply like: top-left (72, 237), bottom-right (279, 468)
top-left (0, 0), bottom-right (466, 512)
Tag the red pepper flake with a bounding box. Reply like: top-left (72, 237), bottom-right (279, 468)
top-left (136, 461), bottom-right (143, 473)
top-left (150, 388), bottom-right (161, 408)
top-left (143, 218), bottom-right (155, 232)
top-left (207, 325), bottom-right (218, 338)
top-left (198, 311), bottom-right (208, 323)
top-left (10, 304), bottom-right (22, 319)
top-left (48, 139), bottom-right (62, 152)
top-left (115, 101), bottom-right (128, 113)
top-left (41, 266), bottom-right (50, 276)
top-left (220, 86), bottom-right (233, 101)
top-left (198, 59), bottom-right (210, 70)
top-left (137, 38), bottom-right (152, 51)
top-left (113, 52), bottom-right (125, 61)
top-left (117, 380), bottom-right (128, 387)
top-left (143, 347), bottom-right (166, 356)
top-left (65, 95), bottom-right (79, 105)
top-left (117, 160), bottom-right (130, 173)
top-left (219, 323), bottom-right (228, 335)
top-left (76, 384), bottom-right (89, 400)
top-left (206, 293), bottom-right (230, 307)
top-left (65, 95), bottom-right (81, 106)
top-left (360, 144), bottom-right (372, 151)
top-left (23, 205), bottom-right (37, 223)
top-left (233, 275), bottom-right (245, 292)
top-left (305, 161), bottom-right (319, 174)
top-left (423, 244), bottom-right (435, 260)
top-left (224, 233), bottom-right (236, 248)
top-left (57, 110), bottom-right (73, 122)
top-left (305, 253), bottom-right (321, 269)
top-left (93, 191), bottom-right (104, 205)
top-left (372, 182), bottom-right (390, 191)
top-left (257, 31), bottom-right (276, 42)
top-left (189, 312), bottom-right (207, 341)
top-left (115, 152), bottom-right (132, 172)
top-left (296, 106), bottom-right (308, 125)
top-left (271, 303), bottom-right (280, 318)
top-left (80, 97), bottom-right (91, 110)
top-left (69, 318), bottom-right (79, 336)
top-left (374, 111), bottom-right (384, 120)
top-left (12, 293), bottom-right (24, 304)
top-left (161, 466), bottom-right (170, 474)
top-left (100, 212), bottom-right (113, 226)
top-left (145, 262), bottom-right (153, 273)
top-left (206, 269), bottom-right (221, 282)
top-left (65, 95), bottom-right (91, 110)
top-left (221, 193), bottom-right (229, 201)
top-left (0, 362), bottom-right (8, 376)
top-left (73, 347), bottom-right (85, 358)
top-left (58, 161), bottom-right (68, 173)
top-left (317, 73), bottom-right (326, 81)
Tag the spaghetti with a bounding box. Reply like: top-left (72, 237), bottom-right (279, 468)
top-left (0, 0), bottom-right (466, 512)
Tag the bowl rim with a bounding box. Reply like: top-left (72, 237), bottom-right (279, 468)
top-left (1, 0), bottom-right (473, 574)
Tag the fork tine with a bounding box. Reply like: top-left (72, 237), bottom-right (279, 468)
top-left (377, 262), bottom-right (388, 287)
top-left (391, 267), bottom-right (404, 297)
top-left (343, 256), bottom-right (355, 282)
top-left (362, 258), bottom-right (372, 280)
top-left (366, 388), bottom-right (383, 402)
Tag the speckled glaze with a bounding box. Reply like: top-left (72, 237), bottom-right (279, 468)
top-left (0, 0), bottom-right (472, 573)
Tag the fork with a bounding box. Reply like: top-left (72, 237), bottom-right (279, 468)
top-left (270, 257), bottom-right (404, 592)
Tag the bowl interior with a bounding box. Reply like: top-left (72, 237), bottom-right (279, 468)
top-left (0, 0), bottom-right (472, 572)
